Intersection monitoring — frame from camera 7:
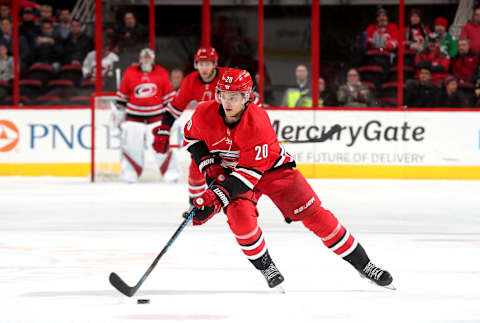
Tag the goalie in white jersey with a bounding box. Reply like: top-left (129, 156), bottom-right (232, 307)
top-left (113, 48), bottom-right (182, 183)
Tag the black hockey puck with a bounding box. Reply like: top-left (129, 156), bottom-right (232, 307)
top-left (137, 299), bottom-right (150, 304)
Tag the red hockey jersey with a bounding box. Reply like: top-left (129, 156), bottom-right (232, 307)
top-left (167, 67), bottom-right (228, 118)
top-left (116, 65), bottom-right (176, 116)
top-left (183, 100), bottom-right (294, 190)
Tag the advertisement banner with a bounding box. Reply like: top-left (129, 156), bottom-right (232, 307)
top-left (1, 109), bottom-right (479, 179)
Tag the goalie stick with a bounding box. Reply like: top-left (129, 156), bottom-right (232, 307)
top-left (109, 205), bottom-right (197, 297)
top-left (280, 124), bottom-right (341, 144)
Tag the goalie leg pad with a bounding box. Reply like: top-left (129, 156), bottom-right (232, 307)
top-left (120, 121), bottom-right (146, 182)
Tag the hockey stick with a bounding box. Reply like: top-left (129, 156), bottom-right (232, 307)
top-left (279, 124), bottom-right (341, 144)
top-left (109, 205), bottom-right (197, 297)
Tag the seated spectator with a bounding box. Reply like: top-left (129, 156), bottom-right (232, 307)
top-left (460, 7), bottom-right (480, 55)
top-left (254, 72), bottom-right (274, 107)
top-left (82, 41), bottom-right (119, 91)
top-left (170, 68), bottom-right (184, 91)
top-left (19, 6), bottom-right (40, 47)
top-left (424, 17), bottom-right (457, 58)
top-left (0, 17), bottom-right (30, 61)
top-left (365, 7), bottom-right (398, 54)
top-left (281, 64), bottom-right (310, 107)
top-left (405, 65), bottom-right (440, 107)
top-left (63, 19), bottom-right (93, 65)
top-left (54, 8), bottom-right (72, 41)
top-left (404, 8), bottom-right (430, 52)
top-left (337, 68), bottom-right (375, 107)
top-left (452, 37), bottom-right (479, 83)
top-left (0, 43), bottom-right (12, 82)
top-left (0, 4), bottom-right (10, 19)
top-left (300, 77), bottom-right (335, 107)
top-left (32, 19), bottom-right (63, 71)
top-left (37, 4), bottom-right (56, 25)
top-left (116, 12), bottom-right (146, 48)
top-left (438, 75), bottom-right (467, 108)
top-left (415, 33), bottom-right (450, 84)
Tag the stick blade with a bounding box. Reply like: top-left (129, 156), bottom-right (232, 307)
top-left (109, 272), bottom-right (136, 297)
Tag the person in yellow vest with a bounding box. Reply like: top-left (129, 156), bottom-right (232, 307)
top-left (298, 77), bottom-right (335, 107)
top-left (281, 64), bottom-right (310, 107)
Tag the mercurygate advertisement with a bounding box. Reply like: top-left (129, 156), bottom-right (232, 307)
top-left (1, 109), bottom-right (479, 175)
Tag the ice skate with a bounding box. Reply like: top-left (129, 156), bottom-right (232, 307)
top-left (260, 262), bottom-right (285, 289)
top-left (359, 261), bottom-right (395, 290)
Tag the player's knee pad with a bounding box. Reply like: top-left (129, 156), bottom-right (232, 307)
top-left (301, 207), bottom-right (339, 239)
top-left (226, 197), bottom-right (259, 236)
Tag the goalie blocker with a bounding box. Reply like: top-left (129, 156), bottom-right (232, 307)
top-left (184, 68), bottom-right (394, 289)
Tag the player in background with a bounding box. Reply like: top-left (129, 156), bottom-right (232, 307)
top-left (183, 68), bottom-right (394, 289)
top-left (165, 46), bottom-right (228, 202)
top-left (113, 48), bottom-right (182, 183)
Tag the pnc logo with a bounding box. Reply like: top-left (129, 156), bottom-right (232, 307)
top-left (0, 120), bottom-right (19, 152)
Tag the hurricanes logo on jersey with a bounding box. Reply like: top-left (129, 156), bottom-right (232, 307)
top-left (0, 120), bottom-right (20, 152)
top-left (134, 83), bottom-right (158, 99)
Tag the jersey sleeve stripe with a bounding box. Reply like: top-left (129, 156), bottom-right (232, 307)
top-left (166, 102), bottom-right (182, 119)
top-left (162, 91), bottom-right (176, 101)
top-left (231, 172), bottom-right (255, 190)
top-left (116, 91), bottom-right (129, 100)
top-left (183, 138), bottom-right (200, 150)
top-left (235, 167), bottom-right (263, 179)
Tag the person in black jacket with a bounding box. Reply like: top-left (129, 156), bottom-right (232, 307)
top-left (63, 19), bottom-right (93, 65)
top-left (31, 19), bottom-right (63, 70)
top-left (406, 65), bottom-right (441, 107)
top-left (438, 74), bottom-right (467, 108)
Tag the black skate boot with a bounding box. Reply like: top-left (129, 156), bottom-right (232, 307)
top-left (260, 262), bottom-right (285, 288)
top-left (359, 261), bottom-right (394, 289)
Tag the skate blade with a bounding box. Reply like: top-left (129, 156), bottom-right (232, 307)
top-left (275, 285), bottom-right (286, 294)
top-left (382, 283), bottom-right (396, 290)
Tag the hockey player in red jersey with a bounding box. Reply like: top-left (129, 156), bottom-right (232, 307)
top-left (166, 46), bottom-right (228, 201)
top-left (114, 48), bottom-right (182, 183)
top-left (184, 68), bottom-right (394, 289)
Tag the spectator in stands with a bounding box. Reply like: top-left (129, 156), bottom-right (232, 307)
top-left (32, 19), bottom-right (63, 71)
top-left (282, 64), bottom-right (310, 107)
top-left (299, 77), bottom-right (335, 107)
top-left (405, 65), bottom-right (440, 107)
top-left (438, 74), bottom-right (467, 108)
top-left (424, 17), bottom-right (457, 58)
top-left (452, 37), bottom-right (479, 83)
top-left (0, 43), bottom-right (12, 82)
top-left (415, 33), bottom-right (450, 84)
top-left (404, 8), bottom-right (430, 52)
top-left (0, 17), bottom-right (30, 60)
top-left (460, 7), bottom-right (480, 55)
top-left (0, 4), bottom-right (10, 19)
top-left (38, 4), bottom-right (55, 25)
top-left (54, 8), bottom-right (72, 41)
top-left (116, 12), bottom-right (146, 48)
top-left (19, 6), bottom-right (40, 46)
top-left (63, 19), bottom-right (93, 66)
top-left (337, 68), bottom-right (375, 107)
top-left (254, 72), bottom-right (274, 107)
top-left (82, 40), bottom-right (119, 91)
top-left (170, 68), bottom-right (184, 91)
top-left (365, 7), bottom-right (398, 54)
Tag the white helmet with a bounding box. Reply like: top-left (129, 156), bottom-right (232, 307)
top-left (139, 48), bottom-right (155, 72)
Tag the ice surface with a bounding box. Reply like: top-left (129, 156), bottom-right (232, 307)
top-left (1, 177), bottom-right (479, 323)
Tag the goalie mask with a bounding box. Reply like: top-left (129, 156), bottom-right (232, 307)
top-left (139, 48), bottom-right (155, 72)
top-left (215, 68), bottom-right (253, 104)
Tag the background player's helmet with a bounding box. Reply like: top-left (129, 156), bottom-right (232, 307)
top-left (194, 46), bottom-right (218, 68)
top-left (215, 68), bottom-right (253, 104)
top-left (139, 48), bottom-right (155, 72)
